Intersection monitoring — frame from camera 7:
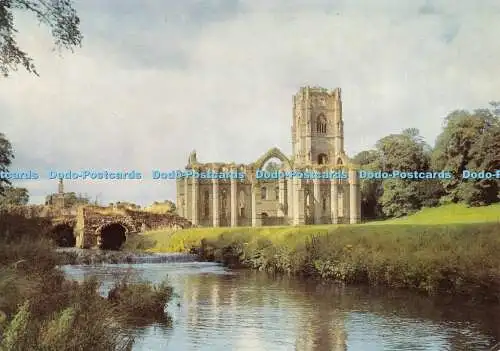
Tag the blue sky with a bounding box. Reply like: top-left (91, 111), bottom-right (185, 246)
top-left (1, 0), bottom-right (499, 206)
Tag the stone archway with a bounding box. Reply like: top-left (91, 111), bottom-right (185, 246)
top-left (51, 223), bottom-right (76, 247)
top-left (253, 147), bottom-right (292, 170)
top-left (97, 222), bottom-right (128, 250)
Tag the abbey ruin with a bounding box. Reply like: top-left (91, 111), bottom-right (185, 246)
top-left (176, 86), bottom-right (361, 227)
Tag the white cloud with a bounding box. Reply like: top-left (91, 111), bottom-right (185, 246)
top-left (1, 0), bottom-right (499, 205)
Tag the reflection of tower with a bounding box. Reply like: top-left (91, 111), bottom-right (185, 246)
top-left (329, 313), bottom-right (347, 351)
top-left (295, 316), bottom-right (315, 350)
top-left (185, 280), bottom-right (199, 327)
top-left (211, 277), bottom-right (220, 327)
top-left (295, 306), bottom-right (347, 351)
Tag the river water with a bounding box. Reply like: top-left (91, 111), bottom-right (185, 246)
top-left (62, 254), bottom-right (500, 351)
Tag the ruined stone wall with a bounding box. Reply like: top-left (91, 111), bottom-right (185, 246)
top-left (77, 208), bottom-right (136, 248)
top-left (0, 205), bottom-right (73, 218)
top-left (75, 207), bottom-right (191, 249)
top-left (123, 209), bottom-right (192, 231)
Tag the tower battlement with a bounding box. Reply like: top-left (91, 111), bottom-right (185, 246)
top-left (294, 86), bottom-right (341, 101)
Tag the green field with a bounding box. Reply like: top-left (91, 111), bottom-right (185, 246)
top-left (377, 203), bottom-right (500, 225)
top-left (133, 203), bottom-right (500, 253)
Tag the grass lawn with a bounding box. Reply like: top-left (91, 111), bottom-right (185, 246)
top-left (376, 203), bottom-right (500, 225)
top-left (134, 203), bottom-right (500, 253)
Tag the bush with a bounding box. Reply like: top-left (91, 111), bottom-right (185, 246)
top-left (108, 276), bottom-right (174, 325)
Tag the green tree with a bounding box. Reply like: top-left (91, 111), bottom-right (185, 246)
top-left (0, 186), bottom-right (29, 206)
top-left (375, 128), bottom-right (442, 217)
top-left (264, 161), bottom-right (281, 172)
top-left (432, 105), bottom-right (500, 205)
top-left (164, 200), bottom-right (176, 212)
top-left (376, 128), bottom-right (430, 171)
top-left (64, 192), bottom-right (90, 207)
top-left (352, 150), bottom-right (379, 167)
top-left (0, 0), bottom-right (83, 77)
top-left (0, 133), bottom-right (14, 195)
top-left (352, 150), bottom-right (383, 219)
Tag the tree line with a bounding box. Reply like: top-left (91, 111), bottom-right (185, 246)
top-left (352, 103), bottom-right (500, 218)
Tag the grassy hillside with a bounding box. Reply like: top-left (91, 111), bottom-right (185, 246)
top-left (378, 203), bottom-right (500, 225)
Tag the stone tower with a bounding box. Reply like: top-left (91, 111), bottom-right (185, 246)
top-left (291, 86), bottom-right (345, 166)
top-left (58, 178), bottom-right (64, 194)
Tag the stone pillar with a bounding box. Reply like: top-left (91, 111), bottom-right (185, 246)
top-left (349, 169), bottom-right (360, 224)
top-left (184, 175), bottom-right (189, 219)
top-left (251, 183), bottom-right (262, 227)
top-left (313, 178), bottom-right (321, 224)
top-left (330, 178), bottom-right (338, 224)
top-left (175, 178), bottom-right (182, 216)
top-left (287, 178), bottom-right (294, 219)
top-left (293, 178), bottom-right (305, 225)
top-left (343, 183), bottom-right (349, 219)
top-left (230, 176), bottom-right (238, 227)
top-left (212, 178), bottom-right (219, 227)
top-left (191, 174), bottom-right (199, 226)
top-left (278, 178), bottom-right (286, 217)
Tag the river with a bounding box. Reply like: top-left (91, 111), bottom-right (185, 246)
top-left (61, 253), bottom-right (500, 351)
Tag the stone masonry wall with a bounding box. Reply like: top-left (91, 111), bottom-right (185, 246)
top-left (76, 207), bottom-right (192, 249)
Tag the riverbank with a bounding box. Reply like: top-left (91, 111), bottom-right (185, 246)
top-left (55, 247), bottom-right (197, 265)
top-left (134, 204), bottom-right (500, 301)
top-left (0, 212), bottom-right (176, 350)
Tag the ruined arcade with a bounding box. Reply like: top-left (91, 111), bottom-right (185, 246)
top-left (176, 86), bottom-right (361, 227)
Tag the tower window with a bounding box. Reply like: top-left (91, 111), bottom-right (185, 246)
top-left (261, 187), bottom-right (267, 200)
top-left (318, 153), bottom-right (328, 165)
top-left (317, 114), bottom-right (327, 134)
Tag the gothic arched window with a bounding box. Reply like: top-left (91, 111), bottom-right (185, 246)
top-left (318, 153), bottom-right (328, 165)
top-left (261, 187), bottom-right (267, 200)
top-left (317, 114), bottom-right (327, 134)
top-left (239, 190), bottom-right (245, 217)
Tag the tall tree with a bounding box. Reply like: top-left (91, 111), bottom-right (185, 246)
top-left (0, 0), bottom-right (82, 77)
top-left (0, 133), bottom-right (14, 195)
top-left (0, 186), bottom-right (29, 206)
top-left (352, 150), bottom-right (383, 219)
top-left (375, 128), bottom-right (442, 217)
top-left (376, 128), bottom-right (430, 172)
top-left (432, 105), bottom-right (500, 205)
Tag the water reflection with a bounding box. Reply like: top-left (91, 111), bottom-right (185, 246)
top-left (62, 262), bottom-right (500, 351)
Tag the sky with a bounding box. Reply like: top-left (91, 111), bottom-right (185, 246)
top-left (1, 0), bottom-right (499, 206)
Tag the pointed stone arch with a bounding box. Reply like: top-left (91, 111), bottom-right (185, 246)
top-left (316, 113), bottom-right (327, 134)
top-left (336, 154), bottom-right (348, 166)
top-left (253, 147), bottom-right (292, 170)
